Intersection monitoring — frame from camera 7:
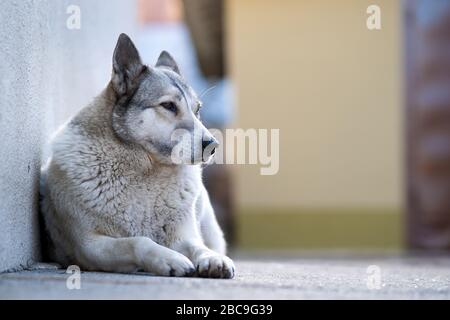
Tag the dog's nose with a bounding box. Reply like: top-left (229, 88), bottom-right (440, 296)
top-left (202, 138), bottom-right (219, 155)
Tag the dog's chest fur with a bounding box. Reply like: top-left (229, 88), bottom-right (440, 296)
top-left (108, 165), bottom-right (202, 246)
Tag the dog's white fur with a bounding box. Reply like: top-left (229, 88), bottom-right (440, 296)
top-left (40, 34), bottom-right (234, 278)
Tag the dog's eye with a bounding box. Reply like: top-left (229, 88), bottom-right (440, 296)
top-left (161, 102), bottom-right (177, 114)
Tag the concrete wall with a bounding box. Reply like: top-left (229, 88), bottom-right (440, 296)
top-left (227, 0), bottom-right (402, 210)
top-left (0, 0), bottom-right (137, 272)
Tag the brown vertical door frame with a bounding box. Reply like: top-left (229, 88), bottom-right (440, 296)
top-left (405, 0), bottom-right (450, 251)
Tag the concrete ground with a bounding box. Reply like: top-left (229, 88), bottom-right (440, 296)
top-left (1, 252), bottom-right (449, 299)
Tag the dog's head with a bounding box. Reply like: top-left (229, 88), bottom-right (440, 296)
top-left (110, 33), bottom-right (218, 165)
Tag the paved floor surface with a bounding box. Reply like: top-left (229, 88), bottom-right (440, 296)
top-left (1, 253), bottom-right (449, 299)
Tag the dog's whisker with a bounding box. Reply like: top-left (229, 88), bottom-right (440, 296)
top-left (199, 85), bottom-right (217, 99)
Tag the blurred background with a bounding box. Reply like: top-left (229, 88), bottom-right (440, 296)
top-left (134, 0), bottom-right (450, 253)
top-left (1, 0), bottom-right (450, 272)
top-left (133, 0), bottom-right (403, 252)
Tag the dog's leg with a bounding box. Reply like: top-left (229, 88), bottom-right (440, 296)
top-left (199, 198), bottom-right (226, 255)
top-left (172, 219), bottom-right (235, 279)
top-left (77, 235), bottom-right (195, 276)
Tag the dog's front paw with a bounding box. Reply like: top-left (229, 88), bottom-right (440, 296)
top-left (195, 253), bottom-right (235, 279)
top-left (145, 251), bottom-right (195, 277)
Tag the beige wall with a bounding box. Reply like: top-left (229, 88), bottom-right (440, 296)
top-left (226, 0), bottom-right (402, 210)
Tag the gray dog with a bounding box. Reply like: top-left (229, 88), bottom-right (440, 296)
top-left (40, 34), bottom-right (234, 278)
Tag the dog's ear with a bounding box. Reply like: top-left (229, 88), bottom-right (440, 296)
top-left (155, 51), bottom-right (180, 75)
top-left (111, 33), bottom-right (145, 96)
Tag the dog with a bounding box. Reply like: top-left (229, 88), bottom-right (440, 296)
top-left (40, 33), bottom-right (234, 278)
